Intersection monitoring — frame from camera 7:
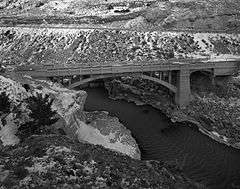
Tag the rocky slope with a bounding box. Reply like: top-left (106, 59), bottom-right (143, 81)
top-left (0, 74), bottom-right (140, 159)
top-left (180, 73), bottom-right (240, 149)
top-left (0, 26), bottom-right (239, 69)
top-left (0, 135), bottom-right (205, 189)
top-left (0, 0), bottom-right (239, 32)
top-left (104, 73), bottom-right (240, 150)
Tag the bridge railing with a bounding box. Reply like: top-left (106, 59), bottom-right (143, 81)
top-left (14, 59), bottom-right (238, 77)
top-left (16, 58), bottom-right (211, 70)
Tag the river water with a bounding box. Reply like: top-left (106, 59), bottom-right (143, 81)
top-left (84, 87), bottom-right (240, 189)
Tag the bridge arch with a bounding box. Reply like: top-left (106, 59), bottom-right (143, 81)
top-left (190, 69), bottom-right (213, 75)
top-left (69, 74), bottom-right (132, 89)
top-left (138, 75), bottom-right (177, 93)
top-left (68, 73), bottom-right (177, 93)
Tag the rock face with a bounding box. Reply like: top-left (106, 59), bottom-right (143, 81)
top-left (61, 110), bottom-right (141, 159)
top-left (0, 75), bottom-right (140, 159)
top-left (0, 113), bottom-right (20, 146)
top-left (0, 74), bottom-right (86, 146)
top-left (124, 16), bottom-right (149, 30)
top-left (85, 111), bottom-right (141, 159)
top-left (0, 135), bottom-right (205, 189)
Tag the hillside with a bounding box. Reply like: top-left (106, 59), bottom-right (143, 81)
top-left (0, 26), bottom-right (239, 70)
top-left (0, 75), bottom-right (205, 189)
top-left (0, 0), bottom-right (239, 32)
top-left (0, 135), bottom-right (205, 189)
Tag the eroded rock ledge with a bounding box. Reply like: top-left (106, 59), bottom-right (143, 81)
top-left (0, 74), bottom-right (140, 159)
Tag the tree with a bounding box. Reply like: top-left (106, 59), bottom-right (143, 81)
top-left (26, 93), bottom-right (58, 127)
top-left (0, 91), bottom-right (11, 116)
top-left (17, 93), bottom-right (58, 140)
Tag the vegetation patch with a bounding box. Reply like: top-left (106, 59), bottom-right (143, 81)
top-left (17, 93), bottom-right (59, 141)
top-left (0, 135), bottom-right (205, 189)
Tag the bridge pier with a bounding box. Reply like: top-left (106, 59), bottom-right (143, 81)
top-left (175, 67), bottom-right (191, 108)
top-left (168, 71), bottom-right (172, 84)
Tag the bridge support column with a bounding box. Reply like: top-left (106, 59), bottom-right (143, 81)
top-left (175, 67), bottom-right (191, 108)
top-left (168, 71), bottom-right (172, 84)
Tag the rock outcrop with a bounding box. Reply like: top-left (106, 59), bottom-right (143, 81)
top-left (0, 74), bottom-right (140, 159)
top-left (0, 74), bottom-right (86, 146)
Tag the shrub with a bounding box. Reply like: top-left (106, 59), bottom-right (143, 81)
top-left (0, 91), bottom-right (11, 116)
top-left (26, 93), bottom-right (58, 126)
top-left (17, 93), bottom-right (58, 140)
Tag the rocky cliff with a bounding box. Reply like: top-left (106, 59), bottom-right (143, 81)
top-left (0, 75), bottom-right (205, 188)
top-left (0, 74), bottom-right (140, 159)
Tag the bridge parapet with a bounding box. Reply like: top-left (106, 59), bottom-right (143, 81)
top-left (15, 60), bottom-right (238, 78)
top-left (213, 61), bottom-right (239, 76)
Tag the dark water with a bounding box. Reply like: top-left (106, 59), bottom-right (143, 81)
top-left (84, 87), bottom-right (240, 189)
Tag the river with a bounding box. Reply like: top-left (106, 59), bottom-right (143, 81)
top-left (83, 87), bottom-right (240, 189)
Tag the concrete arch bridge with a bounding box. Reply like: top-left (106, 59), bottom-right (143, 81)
top-left (16, 60), bottom-right (239, 108)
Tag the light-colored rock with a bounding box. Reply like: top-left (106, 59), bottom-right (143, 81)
top-left (0, 113), bottom-right (19, 146)
top-left (0, 75), bottom-right (141, 159)
top-left (124, 16), bottom-right (149, 30)
top-left (0, 74), bottom-right (86, 146)
top-left (0, 165), bottom-right (9, 183)
top-left (80, 111), bottom-right (140, 159)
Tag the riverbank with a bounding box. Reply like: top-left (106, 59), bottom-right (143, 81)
top-left (0, 74), bottom-right (140, 159)
top-left (84, 86), bottom-right (240, 189)
top-left (104, 77), bottom-right (240, 150)
top-left (0, 75), bottom-right (206, 189)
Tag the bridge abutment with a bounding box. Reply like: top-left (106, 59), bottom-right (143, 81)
top-left (175, 67), bottom-right (191, 108)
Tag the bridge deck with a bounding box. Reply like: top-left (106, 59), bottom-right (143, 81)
top-left (15, 60), bottom-right (238, 77)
